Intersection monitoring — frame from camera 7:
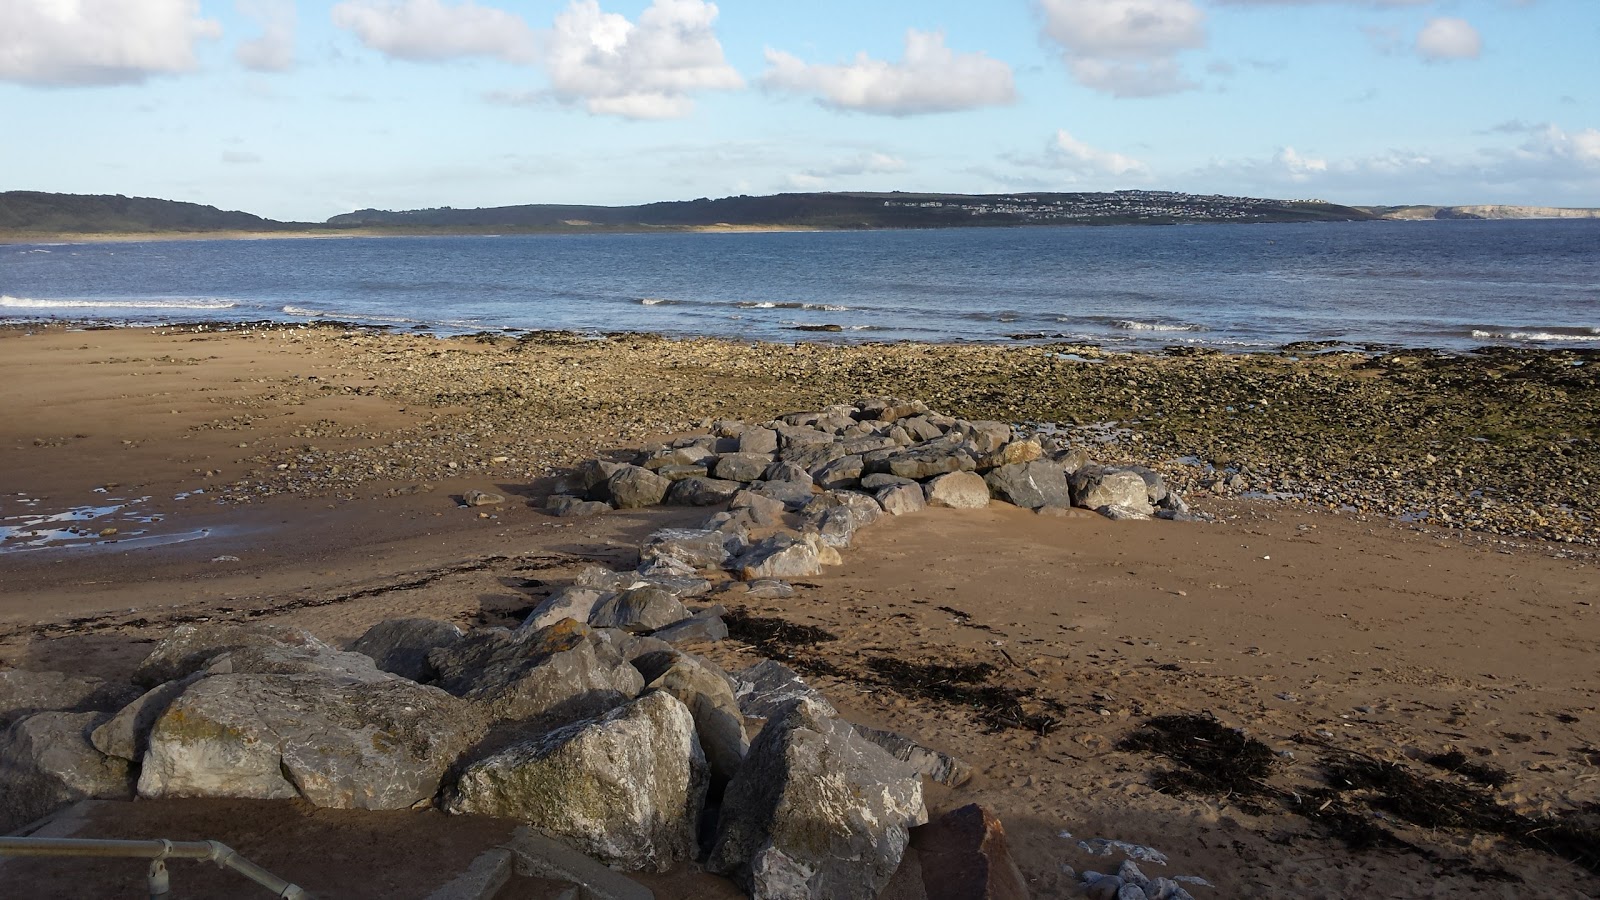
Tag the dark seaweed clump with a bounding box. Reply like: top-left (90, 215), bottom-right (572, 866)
top-left (865, 656), bottom-right (1061, 735)
top-left (723, 608), bottom-right (844, 678)
top-left (1423, 750), bottom-right (1512, 788)
top-left (1117, 714), bottom-right (1279, 813)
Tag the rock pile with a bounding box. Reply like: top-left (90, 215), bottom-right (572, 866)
top-left (541, 397), bottom-right (1194, 527)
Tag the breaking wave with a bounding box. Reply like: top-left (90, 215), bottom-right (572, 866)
top-left (1470, 327), bottom-right (1600, 342)
top-left (1114, 320), bottom-right (1208, 332)
top-left (0, 296), bottom-right (237, 310)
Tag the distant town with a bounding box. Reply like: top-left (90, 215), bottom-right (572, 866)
top-left (880, 190), bottom-right (1333, 223)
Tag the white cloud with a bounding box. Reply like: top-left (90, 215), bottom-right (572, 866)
top-left (787, 151), bottom-right (908, 189)
top-left (0, 0), bottom-right (221, 86)
top-left (1048, 130), bottom-right (1149, 176)
top-left (331, 0), bottom-right (538, 64)
top-left (1275, 146), bottom-right (1329, 181)
top-left (1214, 1), bottom-right (1430, 6)
top-left (222, 150), bottom-right (263, 164)
top-left (1520, 124), bottom-right (1600, 166)
top-left (1415, 17), bottom-right (1482, 61)
top-left (544, 0), bottom-right (742, 119)
top-left (1035, 0), bottom-right (1205, 97)
top-left (762, 29), bottom-right (1015, 116)
top-left (236, 0), bottom-right (296, 72)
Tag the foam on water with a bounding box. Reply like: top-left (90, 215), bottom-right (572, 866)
top-left (1, 295), bottom-right (236, 310)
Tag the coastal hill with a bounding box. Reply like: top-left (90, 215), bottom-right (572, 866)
top-left (327, 190), bottom-right (1374, 229)
top-left (0, 190), bottom-right (293, 233)
top-left (0, 189), bottom-right (1371, 237)
top-left (1366, 204), bottom-right (1600, 220)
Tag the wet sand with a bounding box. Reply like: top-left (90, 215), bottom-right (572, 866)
top-left (2, 325), bottom-right (1597, 898)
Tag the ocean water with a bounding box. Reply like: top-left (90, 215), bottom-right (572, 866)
top-left (2, 220), bottom-right (1596, 352)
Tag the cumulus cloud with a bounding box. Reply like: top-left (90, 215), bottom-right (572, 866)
top-left (1213, 1), bottom-right (1430, 6)
top-left (544, 0), bottom-right (742, 119)
top-left (1519, 124), bottom-right (1600, 166)
top-left (763, 30), bottom-right (1015, 116)
top-left (331, 0), bottom-right (538, 63)
top-left (787, 151), bottom-right (908, 188)
top-left (236, 0), bottom-right (296, 72)
top-left (1035, 0), bottom-right (1205, 97)
top-left (1046, 130), bottom-right (1149, 176)
top-left (1415, 17), bottom-right (1482, 61)
top-left (1274, 146), bottom-right (1329, 181)
top-left (0, 0), bottom-right (221, 86)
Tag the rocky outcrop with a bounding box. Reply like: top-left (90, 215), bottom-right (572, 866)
top-left (709, 699), bottom-right (927, 900)
top-left (138, 673), bottom-right (484, 809)
top-left (448, 691), bottom-right (708, 873)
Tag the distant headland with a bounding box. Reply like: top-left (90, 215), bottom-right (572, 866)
top-left (2, 189), bottom-right (1597, 241)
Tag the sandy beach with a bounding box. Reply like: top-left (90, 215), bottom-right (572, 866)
top-left (2, 323), bottom-right (1596, 898)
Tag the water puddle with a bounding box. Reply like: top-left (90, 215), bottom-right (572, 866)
top-left (0, 493), bottom-right (211, 554)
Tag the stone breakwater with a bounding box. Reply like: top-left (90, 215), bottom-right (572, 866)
top-left (154, 326), bottom-right (1593, 547)
top-left (0, 400), bottom-right (1215, 900)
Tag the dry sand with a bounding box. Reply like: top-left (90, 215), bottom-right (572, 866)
top-left (1, 325), bottom-right (1596, 898)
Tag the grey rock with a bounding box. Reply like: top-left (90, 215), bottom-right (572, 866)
top-left (762, 460), bottom-right (814, 485)
top-left (449, 691), bottom-right (708, 873)
top-left (1070, 469), bottom-right (1154, 515)
top-left (809, 505), bottom-right (863, 548)
top-left (463, 489), bottom-right (505, 507)
top-left (571, 459), bottom-right (622, 499)
top-left (704, 508), bottom-right (761, 534)
top-left (644, 655), bottom-right (748, 785)
top-left (813, 454), bottom-right (865, 490)
top-left (729, 489), bottom-right (786, 526)
top-left (739, 426), bottom-right (779, 455)
top-left (0, 670), bottom-right (133, 728)
top-left (924, 471), bottom-right (992, 509)
top-left (546, 495), bottom-right (612, 517)
top-left (953, 420), bottom-right (1011, 456)
top-left (1084, 874), bottom-right (1124, 900)
top-left (429, 621), bottom-right (643, 727)
top-left (901, 416), bottom-right (947, 442)
top-left (519, 587), bottom-right (609, 635)
top-left (0, 712), bottom-right (131, 834)
top-left (574, 565), bottom-right (632, 592)
top-left (138, 673), bottom-right (483, 809)
top-left (650, 608), bottom-right (729, 645)
top-left (1097, 504), bottom-right (1153, 521)
top-left (775, 425), bottom-right (835, 451)
top-left (734, 660), bottom-right (837, 722)
top-left (851, 724), bottom-right (972, 786)
top-left (502, 827), bottom-right (656, 900)
top-left (351, 618), bottom-right (464, 682)
top-left (735, 533), bottom-right (823, 580)
top-left (784, 441), bottom-right (848, 474)
top-left (984, 460), bottom-right (1072, 510)
top-left (709, 699), bottom-right (927, 900)
top-left (877, 482), bottom-right (927, 516)
top-left (665, 477), bottom-right (743, 507)
top-left (1110, 465), bottom-right (1169, 504)
top-left (1117, 884), bottom-right (1148, 900)
top-left (590, 586), bottom-right (691, 634)
top-left (607, 465), bottom-right (671, 509)
top-left (640, 528), bottom-right (739, 570)
top-left (132, 622), bottom-right (329, 687)
top-left (654, 464), bottom-right (710, 482)
top-left (872, 439), bottom-right (978, 480)
top-left (1054, 447), bottom-right (1093, 475)
top-left (714, 453), bottom-right (775, 484)
top-left (860, 472), bottom-right (915, 490)
top-left (201, 644), bottom-right (395, 682)
top-left (642, 446), bottom-right (717, 470)
top-left (742, 579), bottom-right (795, 599)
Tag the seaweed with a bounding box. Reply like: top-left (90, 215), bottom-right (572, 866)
top-left (1423, 750), bottom-right (1512, 788)
top-left (864, 656), bottom-right (1061, 735)
top-left (724, 607), bottom-right (837, 651)
top-left (1117, 714), bottom-right (1279, 808)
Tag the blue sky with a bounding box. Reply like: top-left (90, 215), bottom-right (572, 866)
top-left (1, 0), bottom-right (1596, 221)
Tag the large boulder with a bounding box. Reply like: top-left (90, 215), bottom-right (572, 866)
top-left (910, 804), bottom-right (1031, 900)
top-left (137, 674), bottom-right (483, 809)
top-left (749, 478), bottom-right (816, 510)
top-left (852, 724), bottom-right (972, 787)
top-left (877, 483), bottom-right (926, 516)
top-left (200, 644), bottom-right (393, 682)
top-left (643, 655), bottom-right (748, 786)
top-left (984, 461), bottom-right (1072, 510)
top-left (132, 622), bottom-right (327, 687)
top-left (665, 477), bottom-right (744, 507)
top-left (714, 453), bottom-right (775, 484)
top-left (1070, 468), bottom-right (1154, 515)
top-left (924, 471), bottom-right (992, 509)
top-left (733, 660), bottom-right (837, 722)
top-left (640, 528), bottom-right (739, 570)
top-left (519, 587), bottom-right (608, 635)
top-left (736, 533), bottom-right (824, 580)
top-left (90, 676), bottom-right (202, 763)
top-left (607, 465), bottom-right (671, 509)
top-left (429, 621), bottom-right (644, 727)
top-left (0, 712), bottom-right (132, 833)
top-left (448, 691), bottom-right (708, 873)
top-left (0, 670), bottom-right (134, 728)
top-left (739, 426), bottom-right (779, 455)
top-left (349, 618), bottom-right (465, 682)
top-left (870, 439), bottom-right (978, 481)
top-left (709, 699), bottom-right (927, 900)
top-left (813, 455), bottom-right (865, 491)
top-left (589, 586), bottom-right (690, 634)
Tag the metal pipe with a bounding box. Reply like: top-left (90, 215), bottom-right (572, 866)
top-left (0, 836), bottom-right (307, 898)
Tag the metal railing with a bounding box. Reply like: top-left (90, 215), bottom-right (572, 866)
top-left (0, 836), bottom-right (308, 899)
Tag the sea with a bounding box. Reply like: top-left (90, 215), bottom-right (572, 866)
top-left (2, 219), bottom-right (1597, 353)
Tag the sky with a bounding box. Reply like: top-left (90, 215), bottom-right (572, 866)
top-left (1, 0), bottom-right (1597, 222)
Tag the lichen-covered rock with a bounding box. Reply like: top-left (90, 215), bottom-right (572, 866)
top-left (137, 674), bottom-right (483, 809)
top-left (132, 622), bottom-right (328, 687)
top-left (350, 618), bottom-right (465, 682)
top-left (606, 465), bottom-right (671, 509)
top-left (984, 461), bottom-right (1072, 510)
top-left (924, 471), bottom-right (992, 509)
top-left (0, 712), bottom-right (132, 833)
top-left (709, 699), bottom-right (927, 900)
top-left (90, 675), bottom-right (201, 763)
top-left (589, 586), bottom-right (690, 634)
top-left (201, 644), bottom-right (394, 682)
top-left (0, 669), bottom-right (134, 728)
top-left (448, 691), bottom-right (708, 873)
top-left (429, 622), bottom-right (644, 728)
